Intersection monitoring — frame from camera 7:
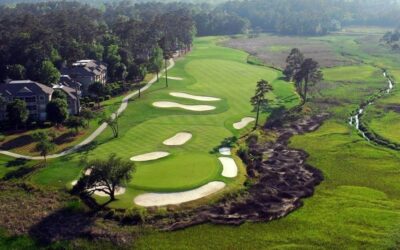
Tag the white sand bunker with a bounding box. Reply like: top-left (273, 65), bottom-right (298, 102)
top-left (170, 92), bottom-right (221, 102)
top-left (130, 151), bottom-right (170, 162)
top-left (84, 168), bottom-right (92, 176)
top-left (233, 117), bottom-right (256, 130)
top-left (93, 186), bottom-right (126, 197)
top-left (219, 147), bottom-right (231, 156)
top-left (153, 101), bottom-right (216, 112)
top-left (164, 76), bottom-right (183, 81)
top-left (218, 157), bottom-right (238, 178)
top-left (134, 181), bottom-right (226, 207)
top-left (163, 132), bottom-right (192, 146)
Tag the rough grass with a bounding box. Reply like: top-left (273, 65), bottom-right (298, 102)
top-left (224, 34), bottom-right (354, 69)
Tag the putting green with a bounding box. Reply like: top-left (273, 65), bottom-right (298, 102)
top-left (28, 37), bottom-right (298, 207)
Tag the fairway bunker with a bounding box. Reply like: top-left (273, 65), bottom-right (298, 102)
top-left (164, 76), bottom-right (183, 81)
top-left (134, 181), bottom-right (226, 207)
top-left (233, 117), bottom-right (256, 129)
top-left (163, 132), bottom-right (192, 146)
top-left (218, 157), bottom-right (238, 178)
top-left (130, 152), bottom-right (170, 162)
top-left (153, 101), bottom-right (216, 111)
top-left (219, 147), bottom-right (231, 156)
top-left (170, 92), bottom-right (221, 102)
top-left (93, 186), bottom-right (126, 197)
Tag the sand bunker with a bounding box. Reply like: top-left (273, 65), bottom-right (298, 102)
top-left (134, 181), bottom-right (226, 207)
top-left (219, 147), bottom-right (231, 156)
top-left (164, 76), bottom-right (183, 81)
top-left (93, 186), bottom-right (126, 197)
top-left (153, 102), bottom-right (216, 112)
top-left (170, 92), bottom-right (221, 102)
top-left (84, 168), bottom-right (92, 176)
top-left (163, 132), bottom-right (192, 146)
top-left (233, 117), bottom-right (256, 130)
top-left (130, 152), bottom-right (170, 162)
top-left (218, 157), bottom-right (238, 178)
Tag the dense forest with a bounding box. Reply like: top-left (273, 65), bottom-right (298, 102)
top-left (0, 1), bottom-right (196, 83)
top-left (1, 0), bottom-right (400, 83)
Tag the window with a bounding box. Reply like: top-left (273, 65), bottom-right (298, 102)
top-left (25, 97), bottom-right (36, 102)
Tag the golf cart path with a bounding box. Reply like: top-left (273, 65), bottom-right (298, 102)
top-left (0, 59), bottom-right (175, 160)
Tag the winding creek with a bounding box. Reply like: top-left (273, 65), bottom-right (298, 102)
top-left (349, 70), bottom-right (394, 141)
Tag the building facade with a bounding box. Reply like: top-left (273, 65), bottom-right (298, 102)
top-left (0, 80), bottom-right (79, 122)
top-left (61, 60), bottom-right (107, 95)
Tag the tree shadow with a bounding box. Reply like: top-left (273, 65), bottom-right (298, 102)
top-left (53, 132), bottom-right (76, 145)
top-left (28, 208), bottom-right (96, 245)
top-left (6, 158), bottom-right (28, 168)
top-left (0, 135), bottom-right (34, 150)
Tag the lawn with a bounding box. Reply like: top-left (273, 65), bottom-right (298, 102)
top-left (26, 36), bottom-right (298, 209)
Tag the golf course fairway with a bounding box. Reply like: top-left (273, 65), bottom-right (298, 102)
top-left (28, 37), bottom-right (299, 208)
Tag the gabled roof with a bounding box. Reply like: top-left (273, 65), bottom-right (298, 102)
top-left (61, 60), bottom-right (107, 77)
top-left (60, 75), bottom-right (82, 89)
top-left (0, 80), bottom-right (54, 97)
top-left (53, 85), bottom-right (78, 100)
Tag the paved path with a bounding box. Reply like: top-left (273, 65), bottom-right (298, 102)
top-left (0, 59), bottom-right (175, 160)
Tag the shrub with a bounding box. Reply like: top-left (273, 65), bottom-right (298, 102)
top-left (122, 207), bottom-right (148, 224)
top-left (98, 97), bottom-right (105, 103)
top-left (246, 131), bottom-right (260, 146)
top-left (0, 133), bottom-right (4, 142)
top-left (237, 145), bottom-right (249, 161)
top-left (88, 102), bottom-right (95, 108)
top-left (105, 95), bottom-right (111, 100)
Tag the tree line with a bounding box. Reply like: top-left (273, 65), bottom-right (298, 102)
top-left (382, 28), bottom-right (400, 51)
top-left (0, 1), bottom-right (196, 85)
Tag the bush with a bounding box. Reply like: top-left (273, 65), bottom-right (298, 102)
top-left (88, 102), bottom-right (95, 108)
top-left (237, 145), bottom-right (249, 161)
top-left (121, 207), bottom-right (148, 224)
top-left (98, 97), bottom-right (105, 103)
top-left (246, 131), bottom-right (260, 145)
top-left (0, 133), bottom-right (4, 142)
top-left (105, 95), bottom-right (111, 100)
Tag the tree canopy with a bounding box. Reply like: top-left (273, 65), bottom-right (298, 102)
top-left (251, 79), bottom-right (273, 128)
top-left (46, 98), bottom-right (69, 125)
top-left (75, 154), bottom-right (135, 201)
top-left (6, 99), bottom-right (29, 129)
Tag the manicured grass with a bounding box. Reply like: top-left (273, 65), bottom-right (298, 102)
top-left (25, 36), bottom-right (298, 208)
top-left (132, 30), bottom-right (400, 249)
